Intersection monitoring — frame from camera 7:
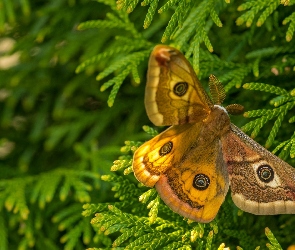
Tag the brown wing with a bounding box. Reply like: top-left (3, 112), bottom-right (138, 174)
top-left (221, 124), bottom-right (295, 215)
top-left (145, 45), bottom-right (213, 126)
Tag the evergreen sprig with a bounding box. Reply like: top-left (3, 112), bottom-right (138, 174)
top-left (236, 0), bottom-right (281, 27)
top-left (142, 0), bottom-right (160, 29)
top-left (76, 1), bottom-right (154, 107)
top-left (75, 38), bottom-right (149, 74)
top-left (172, 0), bottom-right (217, 74)
top-left (242, 83), bottom-right (295, 151)
top-left (97, 49), bottom-right (151, 107)
top-left (246, 45), bottom-right (295, 59)
top-left (0, 168), bottom-right (99, 218)
top-left (0, 0), bottom-right (30, 33)
top-left (53, 204), bottom-right (94, 249)
top-left (0, 168), bottom-right (99, 249)
top-left (283, 11), bottom-right (295, 41)
top-left (116, 0), bottom-right (228, 73)
top-left (273, 131), bottom-right (295, 159)
top-left (265, 227), bottom-right (283, 250)
top-left (87, 202), bottom-right (220, 249)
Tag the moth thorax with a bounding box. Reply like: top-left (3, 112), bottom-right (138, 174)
top-left (204, 105), bottom-right (231, 135)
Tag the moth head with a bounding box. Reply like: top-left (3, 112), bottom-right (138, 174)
top-left (208, 75), bottom-right (244, 115)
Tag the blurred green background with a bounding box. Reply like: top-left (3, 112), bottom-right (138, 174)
top-left (0, 0), bottom-right (295, 249)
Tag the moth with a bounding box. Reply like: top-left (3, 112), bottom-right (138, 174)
top-left (132, 45), bottom-right (295, 223)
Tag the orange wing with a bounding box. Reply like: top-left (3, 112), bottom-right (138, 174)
top-left (133, 45), bottom-right (228, 222)
top-left (133, 122), bottom-right (229, 223)
top-left (145, 45), bottom-right (213, 126)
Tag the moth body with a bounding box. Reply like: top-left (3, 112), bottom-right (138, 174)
top-left (202, 105), bottom-right (230, 139)
top-left (132, 45), bottom-right (295, 222)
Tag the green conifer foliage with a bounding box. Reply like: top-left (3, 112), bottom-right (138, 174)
top-left (0, 0), bottom-right (295, 249)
